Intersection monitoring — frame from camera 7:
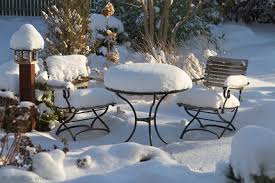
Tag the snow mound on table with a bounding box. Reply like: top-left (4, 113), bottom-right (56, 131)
top-left (105, 63), bottom-right (192, 93)
top-left (32, 149), bottom-right (66, 181)
top-left (230, 126), bottom-right (275, 183)
top-left (10, 24), bottom-right (44, 50)
top-left (0, 167), bottom-right (42, 183)
top-left (46, 55), bottom-right (90, 81)
top-left (90, 14), bottom-right (124, 33)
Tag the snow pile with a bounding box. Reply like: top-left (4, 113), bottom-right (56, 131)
top-left (0, 61), bottom-right (19, 93)
top-left (105, 63), bottom-right (192, 93)
top-left (176, 86), bottom-right (240, 109)
top-left (0, 167), bottom-right (42, 183)
top-left (46, 55), bottom-right (90, 81)
top-left (224, 75), bottom-right (249, 88)
top-left (19, 101), bottom-right (36, 108)
top-left (78, 143), bottom-right (175, 171)
top-left (0, 90), bottom-right (17, 99)
top-left (90, 14), bottom-right (124, 33)
top-left (230, 126), bottom-right (275, 183)
top-left (0, 61), bottom-right (40, 94)
top-left (10, 24), bottom-right (44, 50)
top-left (32, 149), bottom-right (66, 181)
top-left (54, 88), bottom-right (117, 108)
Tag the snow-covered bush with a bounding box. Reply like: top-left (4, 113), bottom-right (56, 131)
top-left (226, 126), bottom-right (275, 183)
top-left (42, 0), bottom-right (91, 56)
top-left (94, 0), bottom-right (220, 47)
top-left (218, 0), bottom-right (275, 23)
top-left (32, 149), bottom-right (66, 181)
top-left (89, 2), bottom-right (129, 72)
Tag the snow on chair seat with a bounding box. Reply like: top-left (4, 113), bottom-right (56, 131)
top-left (177, 86), bottom-right (240, 109)
top-left (54, 88), bottom-right (117, 109)
top-left (177, 56), bottom-right (249, 139)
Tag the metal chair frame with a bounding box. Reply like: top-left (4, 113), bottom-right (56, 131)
top-left (178, 56), bottom-right (249, 139)
top-left (44, 58), bottom-right (115, 141)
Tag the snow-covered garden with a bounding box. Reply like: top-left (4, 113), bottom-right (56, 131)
top-left (0, 0), bottom-right (275, 183)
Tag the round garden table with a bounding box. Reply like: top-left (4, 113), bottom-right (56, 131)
top-left (104, 63), bottom-right (192, 146)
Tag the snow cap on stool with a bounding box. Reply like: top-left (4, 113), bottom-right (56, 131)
top-left (10, 24), bottom-right (44, 50)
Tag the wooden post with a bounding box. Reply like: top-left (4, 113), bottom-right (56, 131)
top-left (19, 63), bottom-right (36, 102)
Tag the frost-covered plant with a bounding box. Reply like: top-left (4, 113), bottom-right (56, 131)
top-left (42, 0), bottom-right (91, 56)
top-left (218, 0), bottom-right (275, 23)
top-left (95, 0), bottom-right (220, 49)
top-left (90, 2), bottom-right (125, 69)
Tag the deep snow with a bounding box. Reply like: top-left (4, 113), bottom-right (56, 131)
top-left (0, 16), bottom-right (275, 183)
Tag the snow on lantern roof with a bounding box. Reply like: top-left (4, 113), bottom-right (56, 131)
top-left (10, 24), bottom-right (44, 51)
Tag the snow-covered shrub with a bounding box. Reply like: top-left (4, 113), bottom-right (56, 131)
top-left (89, 2), bottom-right (129, 72)
top-left (227, 126), bottom-right (275, 183)
top-left (218, 0), bottom-right (275, 23)
top-left (94, 0), bottom-right (220, 47)
top-left (32, 149), bottom-right (66, 181)
top-left (42, 0), bottom-right (91, 56)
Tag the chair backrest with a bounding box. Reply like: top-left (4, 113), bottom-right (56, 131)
top-left (204, 56), bottom-right (248, 88)
top-left (45, 55), bottom-right (90, 82)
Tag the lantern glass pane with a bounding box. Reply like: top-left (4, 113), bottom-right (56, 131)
top-left (23, 51), bottom-right (30, 60)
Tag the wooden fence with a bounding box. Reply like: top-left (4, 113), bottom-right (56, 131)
top-left (0, 0), bottom-right (100, 16)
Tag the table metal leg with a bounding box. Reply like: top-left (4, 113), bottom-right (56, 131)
top-left (116, 93), bottom-right (138, 142)
top-left (153, 94), bottom-right (168, 144)
top-left (116, 93), bottom-right (168, 146)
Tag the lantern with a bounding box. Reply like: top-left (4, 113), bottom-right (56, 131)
top-left (10, 24), bottom-right (44, 102)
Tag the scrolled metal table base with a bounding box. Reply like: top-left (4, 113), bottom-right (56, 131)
top-left (116, 93), bottom-right (169, 146)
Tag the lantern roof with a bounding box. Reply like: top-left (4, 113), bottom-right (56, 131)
top-left (10, 24), bottom-right (44, 51)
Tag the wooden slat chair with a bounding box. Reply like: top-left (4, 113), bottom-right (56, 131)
top-left (177, 56), bottom-right (249, 139)
top-left (44, 55), bottom-right (117, 141)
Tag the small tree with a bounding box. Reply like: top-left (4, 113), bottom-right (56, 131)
top-left (42, 0), bottom-right (91, 56)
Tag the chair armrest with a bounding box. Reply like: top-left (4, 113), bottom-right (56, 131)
top-left (224, 75), bottom-right (249, 90)
top-left (192, 77), bottom-right (204, 83)
top-left (47, 80), bottom-right (75, 91)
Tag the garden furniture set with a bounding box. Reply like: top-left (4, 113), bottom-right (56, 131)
top-left (47, 55), bottom-right (249, 146)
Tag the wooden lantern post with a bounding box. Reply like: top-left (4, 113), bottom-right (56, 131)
top-left (13, 50), bottom-right (39, 102)
top-left (10, 24), bottom-right (44, 103)
top-left (10, 24), bottom-right (44, 130)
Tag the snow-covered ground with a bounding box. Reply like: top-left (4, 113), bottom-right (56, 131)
top-left (1, 16), bottom-right (275, 182)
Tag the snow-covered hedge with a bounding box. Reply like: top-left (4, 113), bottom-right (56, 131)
top-left (228, 126), bottom-right (275, 183)
top-left (218, 0), bottom-right (275, 23)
